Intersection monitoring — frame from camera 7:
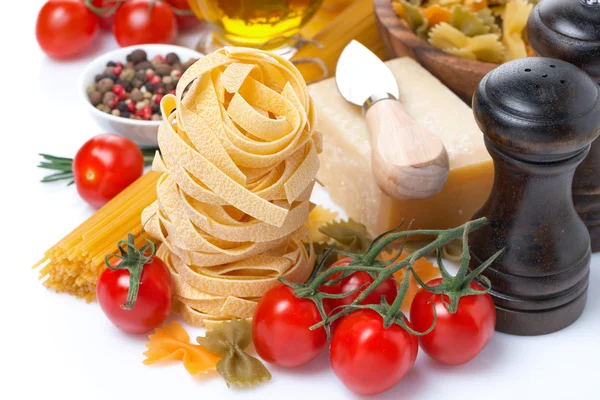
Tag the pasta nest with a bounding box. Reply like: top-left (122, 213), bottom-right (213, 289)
top-left (143, 47), bottom-right (321, 327)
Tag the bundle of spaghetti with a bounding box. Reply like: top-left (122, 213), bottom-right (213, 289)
top-left (34, 171), bottom-right (161, 301)
top-left (143, 47), bottom-right (320, 327)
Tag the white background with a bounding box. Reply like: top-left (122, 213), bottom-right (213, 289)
top-left (2, 1), bottom-right (599, 399)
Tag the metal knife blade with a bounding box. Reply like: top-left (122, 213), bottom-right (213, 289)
top-left (336, 40), bottom-right (400, 107)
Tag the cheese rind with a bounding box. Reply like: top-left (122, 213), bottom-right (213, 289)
top-left (310, 57), bottom-right (493, 236)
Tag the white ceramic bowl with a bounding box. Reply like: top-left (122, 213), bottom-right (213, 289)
top-left (79, 44), bottom-right (203, 148)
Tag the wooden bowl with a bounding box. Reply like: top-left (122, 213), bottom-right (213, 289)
top-left (373, 0), bottom-right (498, 103)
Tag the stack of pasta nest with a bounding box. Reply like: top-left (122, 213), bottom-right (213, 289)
top-left (142, 47), bottom-right (321, 328)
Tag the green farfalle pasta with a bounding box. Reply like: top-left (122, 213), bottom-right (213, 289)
top-left (477, 8), bottom-right (501, 34)
top-left (318, 219), bottom-right (371, 254)
top-left (312, 241), bottom-right (339, 269)
top-left (399, 0), bottom-right (429, 39)
top-left (312, 218), bottom-right (372, 269)
top-left (451, 5), bottom-right (490, 36)
top-left (196, 319), bottom-right (271, 387)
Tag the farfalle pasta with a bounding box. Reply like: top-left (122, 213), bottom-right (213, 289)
top-left (143, 322), bottom-right (221, 375)
top-left (429, 23), bottom-right (504, 63)
top-left (451, 5), bottom-right (492, 36)
top-left (397, 1), bottom-right (429, 39)
top-left (307, 205), bottom-right (339, 243)
top-left (422, 5), bottom-right (452, 27)
top-left (392, 0), bottom-right (536, 63)
top-left (502, 0), bottom-right (533, 61)
top-left (143, 47), bottom-right (320, 327)
top-left (144, 320), bottom-right (271, 387)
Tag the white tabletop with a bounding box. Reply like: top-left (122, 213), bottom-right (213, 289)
top-left (3, 2), bottom-right (599, 399)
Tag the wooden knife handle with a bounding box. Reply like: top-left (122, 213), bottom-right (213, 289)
top-left (365, 98), bottom-right (449, 200)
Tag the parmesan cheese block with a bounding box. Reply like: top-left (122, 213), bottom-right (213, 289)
top-left (310, 57), bottom-right (493, 237)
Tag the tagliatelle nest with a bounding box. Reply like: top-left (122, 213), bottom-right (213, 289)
top-left (143, 47), bottom-right (321, 327)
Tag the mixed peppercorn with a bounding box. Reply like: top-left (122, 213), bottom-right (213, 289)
top-left (87, 49), bottom-right (197, 121)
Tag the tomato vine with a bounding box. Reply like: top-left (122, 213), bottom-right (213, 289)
top-left (282, 217), bottom-right (503, 338)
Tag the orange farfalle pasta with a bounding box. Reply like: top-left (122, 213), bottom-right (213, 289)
top-left (392, 1), bottom-right (407, 20)
top-left (380, 250), bottom-right (440, 311)
top-left (465, 0), bottom-right (488, 12)
top-left (143, 322), bottom-right (221, 375)
top-left (422, 5), bottom-right (452, 27)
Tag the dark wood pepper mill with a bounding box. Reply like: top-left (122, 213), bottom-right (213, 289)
top-left (469, 57), bottom-right (600, 336)
top-left (527, 0), bottom-right (600, 251)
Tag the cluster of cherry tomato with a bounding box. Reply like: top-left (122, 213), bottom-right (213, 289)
top-left (252, 257), bottom-right (496, 396)
top-left (36, 0), bottom-right (198, 59)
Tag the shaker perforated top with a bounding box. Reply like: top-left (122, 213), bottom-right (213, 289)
top-left (472, 58), bottom-right (600, 162)
top-left (527, 0), bottom-right (600, 82)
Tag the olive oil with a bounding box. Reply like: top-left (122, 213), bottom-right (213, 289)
top-left (194, 0), bottom-right (324, 48)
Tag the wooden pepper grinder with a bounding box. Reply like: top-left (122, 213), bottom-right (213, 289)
top-left (527, 0), bottom-right (600, 251)
top-left (469, 57), bottom-right (600, 336)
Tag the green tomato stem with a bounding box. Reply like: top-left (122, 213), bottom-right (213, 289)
top-left (300, 217), bottom-right (495, 336)
top-left (104, 233), bottom-right (156, 310)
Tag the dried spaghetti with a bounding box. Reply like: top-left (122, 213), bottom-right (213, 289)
top-left (34, 171), bottom-right (161, 301)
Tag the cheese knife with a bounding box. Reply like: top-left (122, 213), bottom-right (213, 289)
top-left (336, 40), bottom-right (449, 200)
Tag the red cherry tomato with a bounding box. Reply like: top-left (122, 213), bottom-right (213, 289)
top-left (88, 0), bottom-right (122, 30)
top-left (330, 310), bottom-right (418, 396)
top-left (36, 0), bottom-right (99, 59)
top-left (97, 256), bottom-right (173, 334)
top-left (409, 278), bottom-right (496, 365)
top-left (114, 0), bottom-right (177, 47)
top-left (320, 257), bottom-right (398, 309)
top-left (166, 0), bottom-right (201, 30)
top-left (253, 285), bottom-right (330, 367)
top-left (73, 134), bottom-right (144, 208)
